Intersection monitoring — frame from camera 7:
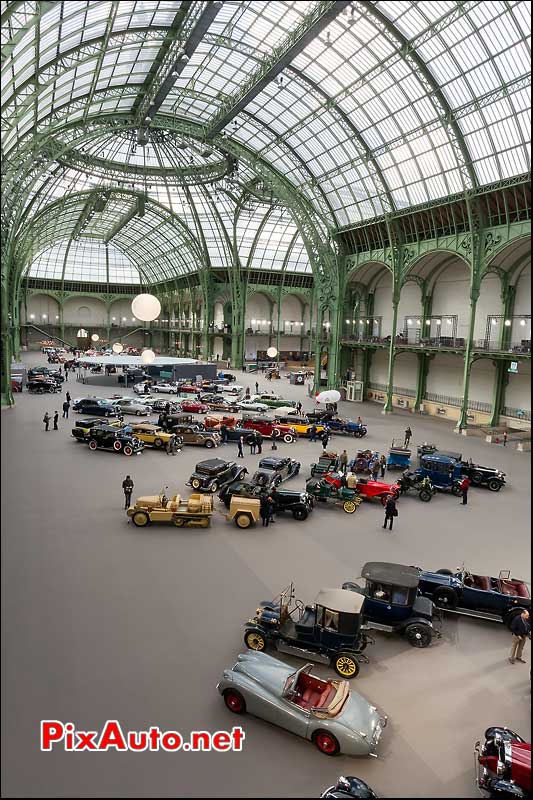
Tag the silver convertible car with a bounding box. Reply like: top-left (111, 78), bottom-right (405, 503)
top-left (217, 651), bottom-right (386, 756)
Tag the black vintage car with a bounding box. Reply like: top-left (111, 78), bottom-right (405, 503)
top-left (416, 565), bottom-right (530, 627)
top-left (219, 481), bottom-right (313, 521)
top-left (223, 426), bottom-right (255, 444)
top-left (27, 378), bottom-right (62, 393)
top-left (243, 583), bottom-right (371, 678)
top-left (150, 399), bottom-right (181, 413)
top-left (256, 456), bottom-right (301, 484)
top-left (28, 366), bottom-right (64, 383)
top-left (417, 445), bottom-right (506, 491)
top-left (73, 397), bottom-right (120, 417)
top-left (157, 412), bottom-right (194, 430)
top-left (342, 562), bottom-right (441, 648)
top-left (187, 459), bottom-right (248, 493)
top-left (85, 425), bottom-right (144, 456)
top-left (72, 417), bottom-right (121, 441)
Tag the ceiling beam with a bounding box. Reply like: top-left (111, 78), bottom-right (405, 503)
top-left (205, 0), bottom-right (351, 139)
top-left (103, 197), bottom-right (144, 244)
top-left (136, 1), bottom-right (223, 142)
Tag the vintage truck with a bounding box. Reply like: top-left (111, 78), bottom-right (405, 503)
top-left (127, 491), bottom-right (213, 527)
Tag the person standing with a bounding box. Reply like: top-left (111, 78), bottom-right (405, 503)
top-left (460, 475), bottom-right (470, 505)
top-left (237, 436), bottom-right (244, 458)
top-left (256, 431), bottom-right (263, 454)
top-left (122, 475), bottom-right (134, 510)
top-left (220, 423), bottom-right (227, 444)
top-left (371, 460), bottom-right (380, 481)
top-left (260, 495), bottom-right (269, 527)
top-left (43, 412), bottom-right (51, 431)
top-left (267, 495), bottom-right (275, 524)
top-left (346, 471), bottom-right (358, 489)
top-left (65, 390), bottom-right (71, 404)
top-left (64, 365), bottom-right (69, 381)
top-left (53, 411), bottom-right (59, 430)
top-left (166, 438), bottom-right (173, 455)
top-left (321, 430), bottom-right (329, 451)
top-left (164, 401), bottom-right (171, 415)
top-left (509, 609), bottom-right (530, 664)
top-left (340, 450), bottom-right (348, 474)
top-left (250, 434), bottom-right (257, 455)
top-left (357, 416), bottom-right (363, 425)
top-left (62, 399), bottom-right (70, 418)
top-left (404, 426), bottom-right (412, 447)
top-left (383, 495), bottom-right (397, 531)
top-left (503, 430), bottom-right (508, 447)
top-left (255, 381), bottom-right (259, 394)
top-left (379, 454), bottom-right (387, 478)
top-left (309, 424), bottom-right (317, 443)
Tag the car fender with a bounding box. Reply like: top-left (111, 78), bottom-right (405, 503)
top-left (397, 616), bottom-right (437, 634)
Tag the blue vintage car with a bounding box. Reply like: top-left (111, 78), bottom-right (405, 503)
top-left (413, 453), bottom-right (463, 494)
top-left (324, 419), bottom-right (368, 438)
top-left (342, 562), bottom-right (440, 648)
top-left (416, 566), bottom-right (530, 627)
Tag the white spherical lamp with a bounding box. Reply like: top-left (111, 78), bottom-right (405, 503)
top-left (141, 348), bottom-right (155, 364)
top-left (266, 346), bottom-right (278, 358)
top-left (91, 333), bottom-right (99, 342)
top-left (112, 342), bottom-right (124, 354)
top-left (131, 293), bottom-right (161, 322)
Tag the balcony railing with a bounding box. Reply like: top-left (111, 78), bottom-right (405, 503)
top-left (502, 406), bottom-right (530, 421)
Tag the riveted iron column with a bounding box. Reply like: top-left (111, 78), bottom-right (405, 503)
top-left (489, 282), bottom-right (515, 426)
top-left (383, 287), bottom-right (400, 413)
top-left (414, 353), bottom-right (431, 412)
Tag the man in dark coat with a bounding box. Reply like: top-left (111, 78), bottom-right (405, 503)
top-left (53, 411), bottom-right (59, 430)
top-left (62, 400), bottom-right (70, 418)
top-left (122, 475), bottom-right (134, 509)
top-left (256, 431), bottom-right (263, 454)
top-left (509, 609), bottom-right (530, 664)
top-left (383, 496), bottom-right (397, 531)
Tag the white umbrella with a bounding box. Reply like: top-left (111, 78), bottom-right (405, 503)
top-left (272, 406), bottom-right (298, 416)
top-left (316, 389), bottom-right (341, 404)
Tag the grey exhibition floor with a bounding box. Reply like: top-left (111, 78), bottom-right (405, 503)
top-left (1, 355), bottom-right (530, 798)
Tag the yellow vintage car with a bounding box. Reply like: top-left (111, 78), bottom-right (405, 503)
top-left (127, 492), bottom-right (213, 527)
top-left (273, 415), bottom-right (326, 438)
top-left (127, 423), bottom-right (178, 449)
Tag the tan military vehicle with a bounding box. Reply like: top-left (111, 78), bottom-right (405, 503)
top-left (127, 491), bottom-right (213, 527)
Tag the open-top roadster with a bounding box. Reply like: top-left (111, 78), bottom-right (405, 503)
top-left (475, 727), bottom-right (531, 799)
top-left (218, 651), bottom-right (386, 757)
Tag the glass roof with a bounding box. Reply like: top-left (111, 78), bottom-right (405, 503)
top-left (3, 0), bottom-right (531, 283)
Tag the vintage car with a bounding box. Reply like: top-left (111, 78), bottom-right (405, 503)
top-left (475, 727), bottom-right (531, 800)
top-left (206, 396), bottom-right (241, 412)
top-left (176, 383), bottom-right (201, 394)
top-left (219, 482), bottom-right (314, 521)
top-left (305, 478), bottom-right (363, 514)
top-left (243, 584), bottom-right (372, 678)
top-left (250, 394), bottom-right (297, 409)
top-left (222, 426), bottom-right (256, 444)
top-left (219, 372), bottom-right (236, 382)
top-left (417, 446), bottom-right (507, 491)
top-left (113, 398), bottom-right (152, 416)
top-left (413, 453), bottom-right (463, 495)
top-left (324, 473), bottom-right (401, 506)
top-left (237, 398), bottom-right (270, 413)
top-left (171, 424), bottom-right (221, 448)
top-left (218, 652), bottom-right (386, 756)
top-left (187, 458), bottom-right (248, 493)
top-left (415, 565), bottom-right (530, 627)
top-left (150, 381), bottom-right (180, 394)
top-left (28, 366), bottom-right (64, 383)
top-left (273, 414), bottom-right (326, 438)
top-left (324, 419), bottom-right (368, 438)
top-left (127, 491), bottom-right (213, 528)
top-left (348, 450), bottom-right (381, 474)
top-left (127, 423), bottom-right (181, 450)
top-left (396, 471), bottom-right (436, 502)
top-left (157, 412), bottom-right (194, 430)
top-left (250, 468), bottom-right (284, 491)
top-left (321, 777), bottom-right (379, 798)
top-left (71, 417), bottom-right (122, 441)
top-left (343, 563), bottom-right (441, 648)
top-left (240, 417), bottom-right (297, 443)
top-left (149, 399), bottom-right (181, 414)
top-left (220, 383), bottom-right (244, 395)
top-left (203, 414), bottom-right (238, 429)
top-left (310, 453), bottom-right (340, 477)
top-left (27, 377), bottom-right (62, 394)
top-left (85, 425), bottom-right (144, 456)
top-left (256, 456), bottom-right (301, 484)
top-left (179, 399), bottom-right (209, 414)
top-left (73, 397), bottom-right (121, 417)
top-left (306, 409), bottom-right (337, 424)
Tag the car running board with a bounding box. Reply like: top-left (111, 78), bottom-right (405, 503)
top-left (441, 607), bottom-right (505, 623)
top-left (361, 622), bottom-right (396, 633)
top-left (275, 641), bottom-right (330, 664)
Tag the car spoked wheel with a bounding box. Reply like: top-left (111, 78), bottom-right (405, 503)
top-left (154, 438), bottom-right (163, 448)
top-left (333, 653), bottom-right (360, 678)
top-left (244, 631), bottom-right (266, 651)
top-left (123, 445), bottom-right (133, 456)
top-left (343, 500), bottom-right (357, 514)
top-left (88, 440), bottom-right (98, 450)
top-left (113, 441), bottom-right (122, 451)
top-left (487, 478), bottom-right (502, 492)
top-left (210, 482), bottom-right (219, 493)
top-left (191, 478), bottom-right (201, 490)
top-left (238, 470), bottom-right (247, 480)
top-left (283, 434), bottom-right (294, 443)
top-left (418, 489), bottom-right (432, 502)
top-left (471, 471), bottom-right (483, 484)
top-left (433, 587), bottom-right (457, 609)
top-left (405, 623), bottom-right (432, 648)
top-left (223, 690), bottom-right (246, 715)
top-left (292, 508), bottom-right (308, 521)
top-left (132, 511), bottom-right (150, 527)
top-left (313, 731), bottom-right (340, 756)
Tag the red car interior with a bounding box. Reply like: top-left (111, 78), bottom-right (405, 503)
top-left (291, 672), bottom-right (336, 710)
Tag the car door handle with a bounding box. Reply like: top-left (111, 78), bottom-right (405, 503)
top-left (387, 605), bottom-right (391, 610)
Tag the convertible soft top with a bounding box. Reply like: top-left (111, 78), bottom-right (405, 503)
top-left (361, 562), bottom-right (420, 588)
top-left (315, 588), bottom-right (365, 614)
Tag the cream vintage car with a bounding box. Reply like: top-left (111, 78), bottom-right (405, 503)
top-left (127, 423), bottom-right (181, 450)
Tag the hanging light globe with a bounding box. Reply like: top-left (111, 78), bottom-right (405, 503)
top-left (266, 346), bottom-right (278, 358)
top-left (112, 342), bottom-right (124, 354)
top-left (141, 348), bottom-right (156, 364)
top-left (131, 293), bottom-right (161, 322)
top-left (91, 333), bottom-right (99, 342)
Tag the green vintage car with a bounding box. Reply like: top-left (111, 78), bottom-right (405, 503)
top-left (251, 394), bottom-right (296, 409)
top-left (305, 478), bottom-right (363, 514)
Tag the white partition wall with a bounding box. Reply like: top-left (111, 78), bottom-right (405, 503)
top-left (431, 262), bottom-right (471, 340)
